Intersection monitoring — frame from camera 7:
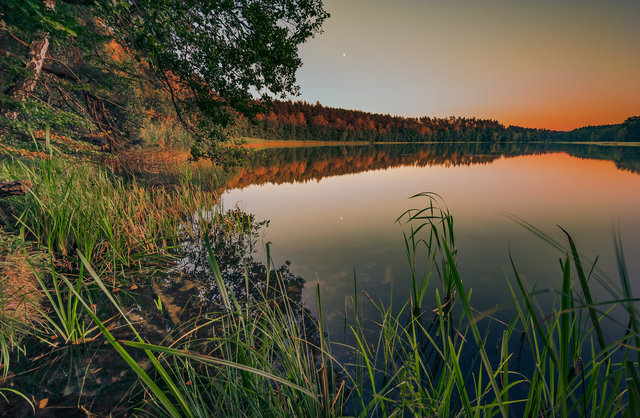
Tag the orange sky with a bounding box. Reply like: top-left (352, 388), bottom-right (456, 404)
top-left (295, 0), bottom-right (640, 131)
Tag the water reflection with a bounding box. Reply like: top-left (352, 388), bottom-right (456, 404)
top-left (220, 142), bottom-right (640, 191)
top-left (177, 142), bottom-right (640, 414)
top-left (221, 143), bottom-right (640, 347)
top-left (171, 209), bottom-right (318, 343)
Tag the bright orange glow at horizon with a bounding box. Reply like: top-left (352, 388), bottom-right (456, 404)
top-left (492, 81), bottom-right (640, 130)
top-left (297, 0), bottom-right (640, 131)
top-left (500, 103), bottom-right (640, 131)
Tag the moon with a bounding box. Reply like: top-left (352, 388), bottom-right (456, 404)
top-left (342, 52), bottom-right (347, 58)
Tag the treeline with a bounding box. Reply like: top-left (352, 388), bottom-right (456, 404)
top-left (235, 101), bottom-right (517, 142)
top-left (554, 116), bottom-right (640, 142)
top-left (234, 100), bottom-right (640, 143)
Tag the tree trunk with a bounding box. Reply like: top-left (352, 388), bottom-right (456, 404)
top-left (3, 0), bottom-right (55, 119)
top-left (3, 37), bottom-right (50, 119)
top-left (0, 180), bottom-right (32, 197)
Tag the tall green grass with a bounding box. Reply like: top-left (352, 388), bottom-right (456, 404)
top-left (0, 154), bottom-right (218, 276)
top-left (51, 192), bottom-right (638, 416)
top-left (62, 245), bottom-right (340, 416)
top-left (3, 177), bottom-right (637, 415)
top-left (348, 193), bottom-right (640, 416)
top-left (0, 149), bottom-right (220, 391)
top-left (30, 259), bottom-right (102, 345)
top-left (0, 310), bottom-right (28, 378)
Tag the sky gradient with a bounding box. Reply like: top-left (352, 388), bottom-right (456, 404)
top-left (294, 0), bottom-right (640, 130)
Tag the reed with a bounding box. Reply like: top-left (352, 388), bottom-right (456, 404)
top-left (58, 194), bottom-right (639, 416)
top-left (0, 154), bottom-right (218, 277)
top-left (3, 157), bottom-right (638, 417)
top-left (62, 245), bottom-right (340, 416)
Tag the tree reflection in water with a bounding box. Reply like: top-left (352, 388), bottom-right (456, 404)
top-left (217, 142), bottom-right (640, 192)
top-left (171, 208), bottom-right (318, 344)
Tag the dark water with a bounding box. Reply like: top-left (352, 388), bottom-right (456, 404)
top-left (221, 142), bottom-right (640, 341)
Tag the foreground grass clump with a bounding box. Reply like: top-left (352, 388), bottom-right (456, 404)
top-left (1, 150), bottom-right (638, 417)
top-left (0, 148), bottom-right (220, 411)
top-left (31, 193), bottom-right (634, 416)
top-left (66, 248), bottom-right (337, 417)
top-left (0, 154), bottom-right (218, 274)
top-left (344, 193), bottom-right (640, 416)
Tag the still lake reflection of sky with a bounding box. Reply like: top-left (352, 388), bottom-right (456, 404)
top-left (222, 150), bottom-right (640, 336)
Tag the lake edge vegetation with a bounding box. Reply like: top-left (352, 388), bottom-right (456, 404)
top-left (1, 0), bottom-right (639, 415)
top-left (0, 148), bottom-right (639, 415)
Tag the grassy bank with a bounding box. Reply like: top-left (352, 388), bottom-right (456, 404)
top-left (0, 142), bottom-right (224, 412)
top-left (241, 137), bottom-right (372, 149)
top-left (0, 154), bottom-right (218, 275)
top-left (0, 140), bottom-right (638, 415)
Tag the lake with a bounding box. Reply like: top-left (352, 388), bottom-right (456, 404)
top-left (220, 142), bottom-right (640, 342)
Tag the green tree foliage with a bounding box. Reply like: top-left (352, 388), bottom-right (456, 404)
top-left (0, 0), bottom-right (328, 161)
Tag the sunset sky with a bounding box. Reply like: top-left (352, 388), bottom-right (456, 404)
top-left (294, 0), bottom-right (640, 131)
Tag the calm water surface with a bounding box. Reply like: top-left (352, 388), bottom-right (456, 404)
top-left (221, 143), bottom-right (640, 338)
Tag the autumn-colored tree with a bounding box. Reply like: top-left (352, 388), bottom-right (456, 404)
top-left (1, 0), bottom-right (328, 161)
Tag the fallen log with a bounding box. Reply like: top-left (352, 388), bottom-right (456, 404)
top-left (0, 180), bottom-right (32, 197)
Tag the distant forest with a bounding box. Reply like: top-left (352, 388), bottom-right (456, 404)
top-left (234, 101), bottom-right (640, 142)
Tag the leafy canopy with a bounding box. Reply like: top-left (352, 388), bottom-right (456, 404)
top-left (0, 0), bottom-right (328, 163)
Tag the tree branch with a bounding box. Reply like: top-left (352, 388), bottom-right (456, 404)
top-left (0, 180), bottom-right (32, 197)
